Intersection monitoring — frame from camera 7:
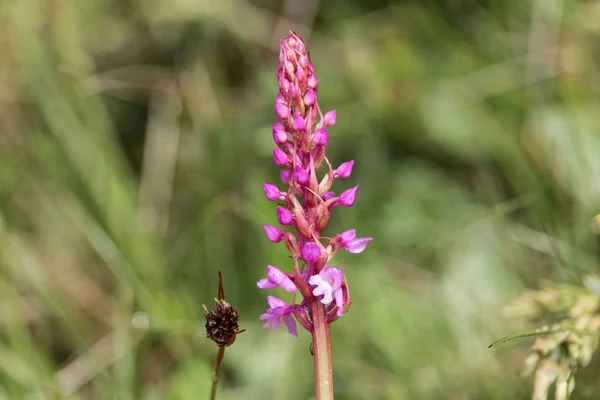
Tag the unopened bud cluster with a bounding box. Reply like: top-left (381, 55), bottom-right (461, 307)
top-left (504, 275), bottom-right (600, 400)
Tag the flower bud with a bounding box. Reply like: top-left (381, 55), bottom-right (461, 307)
top-left (280, 78), bottom-right (291, 93)
top-left (298, 55), bottom-right (309, 69)
top-left (296, 67), bottom-right (306, 84)
top-left (273, 122), bottom-right (288, 146)
top-left (323, 110), bottom-right (336, 126)
top-left (263, 225), bottom-right (285, 243)
top-left (293, 113), bottom-right (305, 131)
top-left (276, 103), bottom-right (289, 119)
top-left (304, 90), bottom-right (316, 107)
top-left (280, 169), bottom-right (290, 184)
top-left (276, 92), bottom-right (286, 104)
top-left (334, 161), bottom-right (354, 179)
top-left (302, 241), bottom-right (321, 263)
top-left (313, 127), bottom-right (328, 146)
top-left (284, 61), bottom-right (295, 77)
top-left (289, 83), bottom-right (298, 99)
top-left (294, 165), bottom-right (309, 185)
top-left (263, 182), bottom-right (283, 201)
top-left (338, 185), bottom-right (358, 207)
top-left (273, 148), bottom-right (288, 166)
top-left (308, 74), bottom-right (318, 89)
top-left (323, 191), bottom-right (335, 200)
top-left (277, 206), bottom-right (293, 225)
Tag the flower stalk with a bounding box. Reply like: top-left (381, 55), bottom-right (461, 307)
top-left (311, 301), bottom-right (334, 400)
top-left (210, 346), bottom-right (225, 400)
top-left (257, 31), bottom-right (372, 399)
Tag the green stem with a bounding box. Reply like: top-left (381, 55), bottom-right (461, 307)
top-left (210, 346), bottom-right (225, 400)
top-left (311, 301), bottom-right (334, 400)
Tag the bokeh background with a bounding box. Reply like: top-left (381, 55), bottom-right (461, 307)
top-left (2, 0), bottom-right (600, 398)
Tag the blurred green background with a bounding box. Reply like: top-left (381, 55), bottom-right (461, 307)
top-left (2, 0), bottom-right (600, 398)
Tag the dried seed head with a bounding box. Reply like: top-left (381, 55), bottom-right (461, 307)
top-left (203, 272), bottom-right (244, 347)
top-left (204, 299), bottom-right (242, 347)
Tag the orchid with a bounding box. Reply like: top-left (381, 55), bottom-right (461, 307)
top-left (257, 31), bottom-right (372, 399)
top-left (336, 230), bottom-right (373, 254)
top-left (256, 265), bottom-right (297, 292)
top-left (309, 267), bottom-right (345, 316)
top-left (260, 296), bottom-right (298, 337)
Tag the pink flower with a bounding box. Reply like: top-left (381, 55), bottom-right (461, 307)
top-left (336, 229), bottom-right (372, 253)
top-left (260, 296), bottom-right (298, 336)
top-left (257, 265), bottom-right (297, 292)
top-left (309, 267), bottom-right (345, 316)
